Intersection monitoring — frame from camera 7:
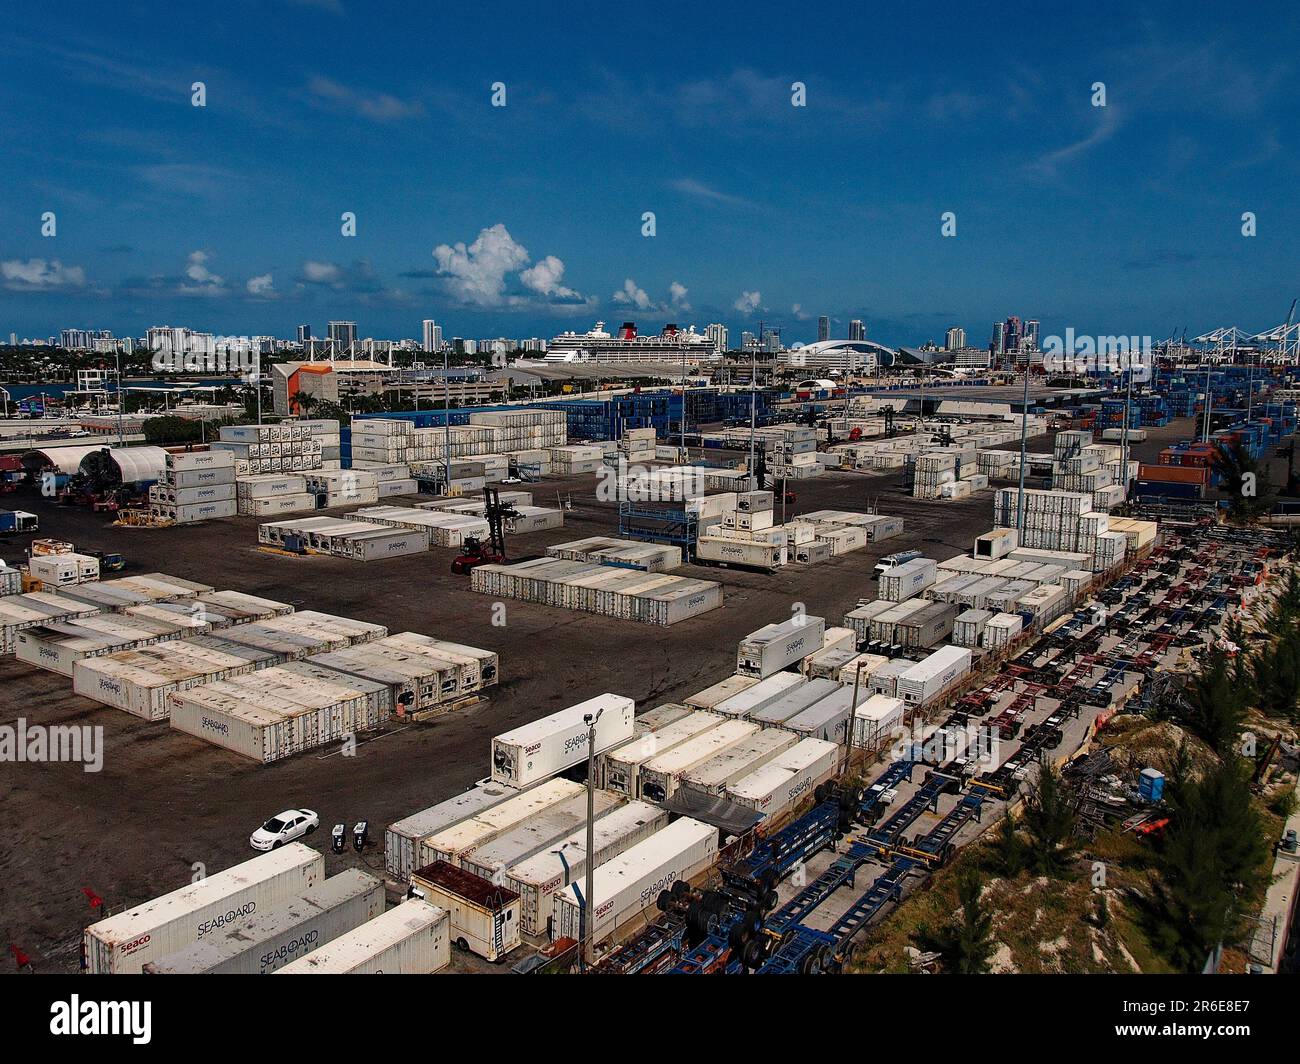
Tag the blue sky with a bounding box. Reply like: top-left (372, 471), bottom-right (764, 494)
top-left (1, 0), bottom-right (1298, 348)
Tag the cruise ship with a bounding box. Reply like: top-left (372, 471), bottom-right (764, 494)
top-left (542, 321), bottom-right (721, 366)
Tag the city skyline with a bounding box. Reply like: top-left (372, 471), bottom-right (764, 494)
top-left (1, 2), bottom-right (1297, 347)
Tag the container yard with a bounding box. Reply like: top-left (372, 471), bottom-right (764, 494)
top-left (3, 397), bottom-right (1298, 992)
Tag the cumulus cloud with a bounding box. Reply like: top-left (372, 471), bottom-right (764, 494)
top-left (791, 303), bottom-right (811, 320)
top-left (734, 290), bottom-right (762, 314)
top-left (520, 255), bottom-right (583, 302)
top-left (669, 281), bottom-right (691, 311)
top-left (246, 273), bottom-right (275, 296)
top-left (1, 258), bottom-right (86, 290)
top-left (172, 250), bottom-right (230, 297)
top-left (613, 278), bottom-right (656, 310)
top-left (300, 260), bottom-right (343, 285)
top-left (433, 224), bottom-right (587, 309)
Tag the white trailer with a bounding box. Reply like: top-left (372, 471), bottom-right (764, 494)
top-left (385, 782), bottom-right (520, 882)
top-left (83, 843), bottom-right (325, 974)
top-left (736, 616), bottom-right (826, 678)
top-left (552, 817), bottom-right (719, 944)
top-left (142, 870), bottom-right (384, 975)
top-left (638, 719), bottom-right (759, 803)
top-left (490, 693), bottom-right (635, 788)
top-left (274, 899), bottom-right (450, 974)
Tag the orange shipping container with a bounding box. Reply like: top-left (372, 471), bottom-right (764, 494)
top-left (1137, 463), bottom-right (1209, 486)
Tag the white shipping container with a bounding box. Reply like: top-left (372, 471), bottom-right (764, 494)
top-left (681, 727), bottom-right (797, 796)
top-left (728, 737), bottom-right (839, 819)
top-left (736, 616), bottom-right (826, 678)
top-left (504, 801), bottom-right (669, 936)
top-left (638, 719), bottom-right (759, 802)
top-left (142, 869), bottom-right (384, 974)
top-left (274, 898), bottom-right (450, 974)
top-left (552, 818), bottom-right (718, 943)
top-left (711, 671), bottom-right (807, 717)
top-left (83, 843), bottom-right (324, 974)
top-left (385, 783), bottom-right (519, 882)
top-left (491, 693), bottom-right (635, 787)
top-left (601, 711), bottom-right (725, 796)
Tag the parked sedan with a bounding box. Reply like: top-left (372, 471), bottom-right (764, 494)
top-left (250, 809), bottom-right (319, 851)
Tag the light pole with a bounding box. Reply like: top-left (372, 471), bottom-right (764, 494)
top-left (443, 348), bottom-right (452, 493)
top-left (581, 707), bottom-right (604, 969)
top-left (1015, 359), bottom-right (1030, 537)
top-left (114, 349), bottom-right (124, 447)
top-left (844, 660), bottom-right (865, 776)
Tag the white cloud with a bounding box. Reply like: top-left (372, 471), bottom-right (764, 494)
top-left (613, 278), bottom-right (656, 310)
top-left (305, 75), bottom-right (424, 122)
top-left (670, 177), bottom-right (754, 209)
top-left (669, 281), bottom-right (691, 311)
top-left (791, 303), bottom-right (811, 321)
top-left (0, 258), bottom-right (86, 290)
top-left (734, 290), bottom-right (762, 314)
top-left (520, 254), bottom-right (583, 302)
top-left (433, 224), bottom-right (531, 307)
top-left (301, 260), bottom-right (343, 285)
top-left (184, 250), bottom-right (223, 286)
top-left (246, 273), bottom-right (275, 296)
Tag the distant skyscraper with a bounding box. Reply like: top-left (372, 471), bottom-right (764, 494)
top-left (817, 316), bottom-right (830, 342)
top-left (990, 321), bottom-right (1005, 355)
top-left (328, 321), bottom-right (357, 351)
top-left (848, 319), bottom-right (865, 342)
top-left (422, 320), bottom-right (443, 354)
top-left (1003, 316), bottom-right (1022, 356)
top-left (1024, 319), bottom-right (1040, 352)
top-left (705, 323), bottom-right (729, 354)
top-left (297, 324), bottom-right (311, 343)
top-left (945, 326), bottom-right (966, 351)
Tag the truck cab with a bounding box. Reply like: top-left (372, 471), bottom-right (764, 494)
top-left (873, 550), bottom-right (922, 579)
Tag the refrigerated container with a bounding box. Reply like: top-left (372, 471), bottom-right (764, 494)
top-left (680, 727), bottom-right (797, 796)
top-left (83, 843), bottom-right (324, 974)
top-left (746, 677), bottom-right (839, 726)
top-left (415, 779), bottom-right (585, 870)
top-left (710, 671), bottom-right (807, 717)
top-left (684, 673), bottom-right (760, 710)
top-left (385, 783), bottom-right (519, 882)
top-left (600, 711), bottom-right (724, 796)
top-left (727, 737), bottom-right (839, 820)
top-left (551, 817), bottom-right (718, 943)
top-left (895, 646), bottom-right (972, 705)
top-left (142, 869), bottom-right (383, 974)
top-left (503, 801), bottom-right (668, 936)
top-left (456, 792), bottom-right (623, 883)
top-left (638, 719), bottom-right (759, 802)
top-left (735, 616), bottom-right (826, 678)
top-left (274, 898), bottom-right (450, 974)
top-left (490, 693), bottom-right (634, 788)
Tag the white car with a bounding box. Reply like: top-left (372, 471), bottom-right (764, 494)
top-left (250, 808), bottom-right (319, 851)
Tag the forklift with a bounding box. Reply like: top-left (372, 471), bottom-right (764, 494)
top-left (451, 486), bottom-right (519, 574)
top-left (754, 449), bottom-right (796, 506)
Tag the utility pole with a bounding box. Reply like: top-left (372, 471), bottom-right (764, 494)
top-left (844, 661), bottom-right (865, 776)
top-left (114, 349), bottom-right (125, 447)
top-left (748, 347), bottom-right (757, 482)
top-left (581, 707), bottom-right (604, 969)
top-left (1015, 359), bottom-right (1030, 536)
top-left (443, 347), bottom-right (452, 493)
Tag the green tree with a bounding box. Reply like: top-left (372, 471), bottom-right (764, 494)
top-left (141, 415), bottom-right (203, 445)
top-left (1253, 631), bottom-right (1300, 724)
top-left (914, 869), bottom-right (997, 974)
top-left (988, 810), bottom-right (1025, 877)
top-left (1213, 441), bottom-right (1275, 524)
top-left (1138, 758), bottom-right (1270, 972)
top-left (1177, 648), bottom-right (1248, 755)
top-left (1020, 760), bottom-right (1078, 878)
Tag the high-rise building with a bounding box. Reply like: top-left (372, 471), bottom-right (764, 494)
top-left (945, 326), bottom-right (966, 351)
top-left (817, 316), bottom-right (830, 342)
top-left (297, 324), bottom-right (311, 343)
top-left (848, 319), bottom-right (865, 342)
top-left (1024, 319), bottom-right (1040, 352)
top-left (1003, 316), bottom-right (1022, 356)
top-left (705, 323), bottom-right (729, 354)
top-left (990, 321), bottom-right (1005, 355)
top-left (328, 321), bottom-right (357, 351)
top-left (422, 320), bottom-right (443, 354)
